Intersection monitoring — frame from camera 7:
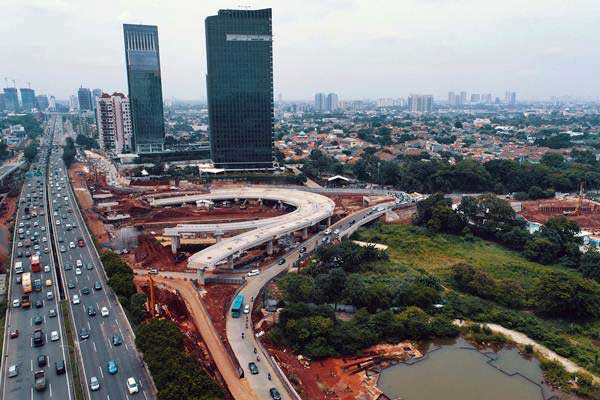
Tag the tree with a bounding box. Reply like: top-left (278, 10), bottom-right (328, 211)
top-left (63, 137), bottom-right (76, 166)
top-left (109, 272), bottom-right (136, 298)
top-left (541, 152), bottom-right (565, 168)
top-left (129, 293), bottom-right (148, 325)
top-left (579, 252), bottom-right (600, 282)
top-left (280, 274), bottom-right (314, 303)
top-left (524, 237), bottom-right (561, 264)
top-left (0, 142), bottom-right (9, 159)
top-left (533, 271), bottom-right (600, 320)
top-left (24, 142), bottom-right (38, 162)
top-left (458, 193), bottom-right (524, 240)
top-left (413, 193), bottom-right (465, 234)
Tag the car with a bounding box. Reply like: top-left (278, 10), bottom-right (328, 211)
top-left (33, 329), bottom-right (44, 347)
top-left (87, 306), bottom-right (96, 316)
top-left (269, 388), bottom-right (282, 400)
top-left (299, 247), bottom-right (307, 253)
top-left (16, 251), bottom-right (23, 258)
top-left (34, 299), bottom-right (44, 308)
top-left (93, 281), bottom-right (102, 290)
top-left (45, 279), bottom-right (52, 287)
top-left (48, 308), bottom-right (57, 318)
top-left (64, 261), bottom-right (72, 270)
top-left (107, 360), bottom-right (118, 375)
top-left (86, 263), bottom-right (93, 270)
top-left (43, 264), bottom-right (50, 272)
top-left (81, 287), bottom-right (90, 295)
top-left (33, 315), bottom-right (44, 325)
top-left (16, 276), bottom-right (21, 284)
top-left (101, 306), bottom-right (109, 317)
top-left (8, 365), bottom-right (18, 378)
top-left (148, 268), bottom-right (159, 275)
top-left (76, 259), bottom-right (82, 267)
top-left (75, 268), bottom-right (82, 275)
top-left (69, 242), bottom-right (75, 249)
top-left (60, 245), bottom-right (66, 252)
top-left (90, 376), bottom-right (100, 391)
top-left (58, 237), bottom-right (64, 243)
top-left (41, 226), bottom-right (46, 231)
top-left (243, 304), bottom-right (250, 314)
top-left (79, 328), bottom-right (89, 340)
top-left (248, 362), bottom-right (259, 375)
top-left (25, 251), bottom-right (31, 257)
top-left (44, 247), bottom-right (49, 254)
top-left (112, 335), bottom-right (122, 346)
top-left (33, 244), bottom-right (40, 250)
top-left (68, 280), bottom-right (75, 289)
top-left (46, 291), bottom-right (54, 300)
top-left (17, 241), bottom-right (22, 247)
top-left (12, 298), bottom-right (20, 308)
top-left (247, 269), bottom-right (260, 277)
top-left (126, 377), bottom-right (139, 394)
top-left (55, 360), bottom-right (66, 375)
top-left (51, 330), bottom-right (59, 341)
top-left (278, 259), bottom-right (286, 265)
top-left (37, 354), bottom-right (47, 367)
top-left (55, 220), bottom-right (60, 225)
top-left (72, 295), bottom-right (80, 305)
top-left (9, 329), bottom-right (19, 338)
top-left (333, 229), bottom-right (340, 235)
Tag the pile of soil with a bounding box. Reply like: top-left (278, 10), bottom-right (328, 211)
top-left (203, 285), bottom-right (239, 340)
top-left (134, 234), bottom-right (178, 269)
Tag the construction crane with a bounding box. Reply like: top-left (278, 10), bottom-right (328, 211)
top-left (575, 180), bottom-right (585, 216)
top-left (147, 274), bottom-right (156, 319)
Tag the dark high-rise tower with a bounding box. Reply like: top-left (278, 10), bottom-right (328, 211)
top-left (123, 24), bottom-right (165, 154)
top-left (78, 87), bottom-right (93, 110)
top-left (205, 8), bottom-right (274, 170)
top-left (20, 88), bottom-right (36, 111)
top-left (3, 88), bottom-right (19, 112)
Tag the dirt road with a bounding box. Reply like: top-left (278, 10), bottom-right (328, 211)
top-left (152, 276), bottom-right (258, 400)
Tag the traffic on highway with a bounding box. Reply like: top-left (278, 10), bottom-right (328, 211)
top-left (1, 115), bottom-right (73, 400)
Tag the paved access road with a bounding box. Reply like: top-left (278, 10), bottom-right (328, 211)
top-left (226, 202), bottom-right (396, 400)
top-left (49, 117), bottom-right (154, 399)
top-left (1, 115), bottom-right (73, 400)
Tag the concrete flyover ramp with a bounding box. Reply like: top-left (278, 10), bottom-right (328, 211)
top-left (151, 188), bottom-right (336, 271)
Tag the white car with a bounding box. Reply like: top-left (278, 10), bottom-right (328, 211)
top-left (75, 268), bottom-right (82, 275)
top-left (247, 269), bottom-right (260, 277)
top-left (46, 291), bottom-right (54, 300)
top-left (76, 259), bottom-right (82, 267)
top-left (69, 242), bottom-right (75, 249)
top-left (44, 265), bottom-right (50, 273)
top-left (12, 298), bottom-right (20, 308)
top-left (56, 220), bottom-right (60, 225)
top-left (126, 377), bottom-right (139, 394)
top-left (50, 331), bottom-right (59, 341)
top-left (101, 307), bottom-right (109, 317)
top-left (72, 294), bottom-right (80, 305)
top-left (243, 304), bottom-right (250, 314)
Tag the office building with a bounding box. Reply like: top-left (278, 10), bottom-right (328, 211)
top-left (123, 24), bottom-right (166, 154)
top-left (35, 95), bottom-right (49, 111)
top-left (326, 93), bottom-right (339, 111)
top-left (482, 93), bottom-right (492, 104)
top-left (408, 94), bottom-right (433, 112)
top-left (470, 93), bottom-right (481, 103)
top-left (505, 91), bottom-right (517, 105)
top-left (96, 92), bottom-right (133, 154)
top-left (314, 93), bottom-right (326, 111)
top-left (77, 87), bottom-right (93, 111)
top-left (92, 88), bottom-right (102, 109)
top-left (0, 93), bottom-right (5, 111)
top-left (460, 91), bottom-right (467, 105)
top-left (3, 88), bottom-right (19, 112)
top-left (205, 8), bottom-right (274, 169)
top-left (20, 88), bottom-right (36, 111)
top-left (69, 95), bottom-right (79, 112)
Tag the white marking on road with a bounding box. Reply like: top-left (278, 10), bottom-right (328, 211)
top-left (30, 359), bottom-right (33, 371)
top-left (88, 321), bottom-right (91, 330)
top-left (99, 365), bottom-right (104, 378)
top-left (49, 382), bottom-right (53, 397)
top-left (93, 341), bottom-right (97, 352)
top-left (143, 391), bottom-right (148, 400)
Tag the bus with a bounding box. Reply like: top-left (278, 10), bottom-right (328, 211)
top-left (31, 255), bottom-right (41, 273)
top-left (22, 272), bottom-right (32, 294)
top-left (231, 295), bottom-right (244, 318)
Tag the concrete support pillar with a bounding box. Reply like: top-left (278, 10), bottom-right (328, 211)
top-left (215, 233), bottom-right (223, 243)
top-left (227, 255), bottom-right (234, 269)
top-left (196, 269), bottom-right (205, 285)
top-left (327, 216), bottom-right (332, 226)
top-left (170, 236), bottom-right (180, 254)
top-left (302, 227), bottom-right (308, 240)
top-left (266, 239), bottom-right (274, 256)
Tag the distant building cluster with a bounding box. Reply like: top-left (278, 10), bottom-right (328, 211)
top-left (0, 86), bottom-right (50, 113)
top-left (447, 91), bottom-right (516, 107)
top-left (407, 94), bottom-right (433, 113)
top-left (314, 93), bottom-right (339, 112)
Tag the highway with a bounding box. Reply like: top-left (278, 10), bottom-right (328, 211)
top-left (226, 202), bottom-right (396, 400)
top-left (49, 116), bottom-right (155, 399)
top-left (1, 115), bottom-right (73, 400)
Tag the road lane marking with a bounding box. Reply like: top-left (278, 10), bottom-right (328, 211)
top-left (93, 341), bottom-right (97, 352)
top-left (99, 366), bottom-right (103, 378)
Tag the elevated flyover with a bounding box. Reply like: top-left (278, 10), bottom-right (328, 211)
top-left (152, 188), bottom-right (336, 271)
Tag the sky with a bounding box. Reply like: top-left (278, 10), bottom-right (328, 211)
top-left (2, 0), bottom-right (599, 101)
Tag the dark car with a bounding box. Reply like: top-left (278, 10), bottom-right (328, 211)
top-left (87, 306), bottom-right (96, 317)
top-left (55, 360), bottom-right (66, 375)
top-left (269, 388), bottom-right (282, 400)
top-left (248, 362), bottom-right (259, 375)
top-left (64, 262), bottom-right (72, 270)
top-left (16, 251), bottom-right (23, 258)
top-left (81, 287), bottom-right (90, 295)
top-left (86, 263), bottom-right (93, 270)
top-left (79, 328), bottom-right (89, 340)
top-left (278, 259), bottom-right (286, 265)
top-left (33, 329), bottom-right (44, 347)
top-left (37, 354), bottom-right (47, 367)
top-left (112, 335), bottom-right (122, 346)
top-left (93, 281), bottom-right (102, 291)
top-left (67, 280), bottom-right (75, 289)
top-left (33, 315), bottom-right (43, 325)
top-left (35, 299), bottom-right (44, 308)
top-left (9, 329), bottom-right (19, 338)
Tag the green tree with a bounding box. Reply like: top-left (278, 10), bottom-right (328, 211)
top-left (533, 271), bottom-right (600, 320)
top-left (24, 142), bottom-right (38, 162)
top-left (109, 272), bottom-right (136, 298)
top-left (129, 293), bottom-right (148, 325)
top-left (580, 252), bottom-right (600, 282)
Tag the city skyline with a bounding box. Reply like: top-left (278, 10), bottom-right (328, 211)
top-left (2, 0), bottom-right (599, 101)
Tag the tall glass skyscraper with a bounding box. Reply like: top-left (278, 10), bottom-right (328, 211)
top-left (77, 87), bottom-right (93, 111)
top-left (3, 88), bottom-right (19, 112)
top-left (20, 88), bottom-right (36, 111)
top-left (123, 24), bottom-right (165, 154)
top-left (205, 8), bottom-right (274, 170)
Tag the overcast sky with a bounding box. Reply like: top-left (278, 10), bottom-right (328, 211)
top-left (2, 0), bottom-right (599, 101)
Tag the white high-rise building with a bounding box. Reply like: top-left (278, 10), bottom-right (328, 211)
top-left (69, 95), bottom-right (79, 112)
top-left (314, 92), bottom-right (326, 111)
top-left (408, 94), bottom-right (433, 112)
top-left (326, 93), bottom-right (339, 111)
top-left (96, 92), bottom-right (133, 154)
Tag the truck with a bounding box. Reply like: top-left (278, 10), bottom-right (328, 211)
top-left (22, 272), bottom-right (32, 294)
top-left (34, 370), bottom-right (47, 391)
top-left (21, 295), bottom-right (31, 308)
top-left (14, 261), bottom-right (23, 274)
top-left (33, 279), bottom-right (42, 292)
top-left (31, 255), bottom-right (41, 272)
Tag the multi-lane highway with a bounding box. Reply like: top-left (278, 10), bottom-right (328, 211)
top-left (226, 202), bottom-right (396, 400)
top-left (49, 117), bottom-right (154, 399)
top-left (1, 115), bottom-right (73, 400)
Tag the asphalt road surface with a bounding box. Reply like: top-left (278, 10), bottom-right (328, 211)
top-left (49, 117), bottom-right (154, 400)
top-left (1, 115), bottom-right (73, 400)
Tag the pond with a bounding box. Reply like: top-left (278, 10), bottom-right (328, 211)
top-left (377, 337), bottom-right (564, 400)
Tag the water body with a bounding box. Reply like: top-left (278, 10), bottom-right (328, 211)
top-left (378, 337), bottom-right (561, 400)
